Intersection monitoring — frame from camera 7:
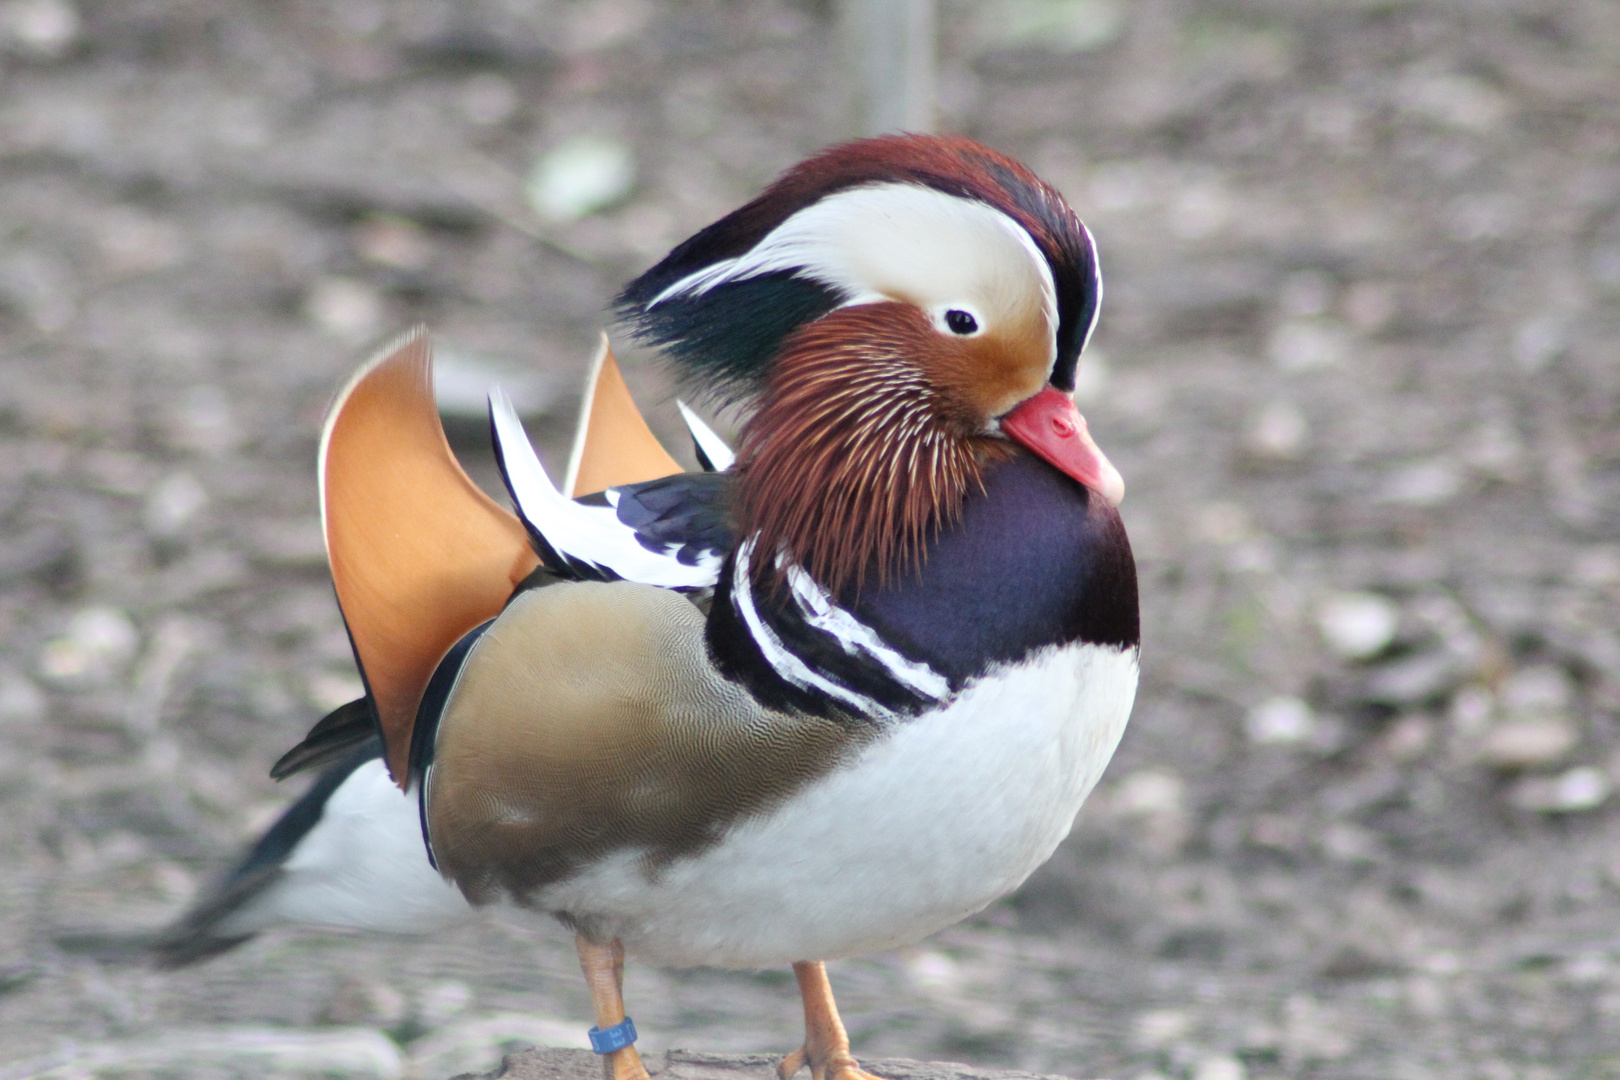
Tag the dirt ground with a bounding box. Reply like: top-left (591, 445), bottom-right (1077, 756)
top-left (1, 1), bottom-right (1619, 1077)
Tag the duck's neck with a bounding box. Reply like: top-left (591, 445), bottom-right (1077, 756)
top-left (707, 451), bottom-right (1139, 724)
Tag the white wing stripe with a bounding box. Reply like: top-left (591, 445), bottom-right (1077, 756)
top-left (489, 388), bottom-right (717, 590)
top-left (677, 401), bottom-right (736, 472)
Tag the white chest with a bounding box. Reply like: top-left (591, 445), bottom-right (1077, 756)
top-left (538, 641), bottom-right (1139, 968)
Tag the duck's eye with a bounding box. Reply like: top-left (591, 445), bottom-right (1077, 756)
top-left (944, 309), bottom-right (979, 335)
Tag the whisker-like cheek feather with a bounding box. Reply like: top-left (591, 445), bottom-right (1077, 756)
top-left (736, 304), bottom-right (1001, 599)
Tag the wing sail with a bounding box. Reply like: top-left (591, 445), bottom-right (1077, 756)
top-left (321, 328), bottom-right (538, 785)
top-left (563, 335), bottom-right (684, 498)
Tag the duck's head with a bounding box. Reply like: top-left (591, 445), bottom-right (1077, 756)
top-left (617, 134), bottom-right (1121, 597)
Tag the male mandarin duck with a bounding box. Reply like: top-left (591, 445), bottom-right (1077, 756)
top-left (156, 134), bottom-right (1139, 1080)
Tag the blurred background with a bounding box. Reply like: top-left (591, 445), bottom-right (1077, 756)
top-left (1, 1), bottom-right (1618, 1077)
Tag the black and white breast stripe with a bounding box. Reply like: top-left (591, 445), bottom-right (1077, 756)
top-left (715, 538), bottom-right (951, 724)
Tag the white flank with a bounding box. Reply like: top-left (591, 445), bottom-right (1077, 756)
top-left (220, 760), bottom-right (471, 936)
top-left (647, 183), bottom-right (1057, 361)
top-left (490, 388), bottom-right (721, 589)
top-left (539, 640), bottom-right (1140, 968)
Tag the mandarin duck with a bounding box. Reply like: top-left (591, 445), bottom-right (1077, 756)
top-left (156, 134), bottom-right (1139, 1080)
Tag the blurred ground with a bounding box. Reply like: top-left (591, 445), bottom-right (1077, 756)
top-left (1, 1), bottom-right (1618, 1077)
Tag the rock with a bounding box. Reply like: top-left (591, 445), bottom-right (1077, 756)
top-left (1510, 766), bottom-right (1611, 813)
top-left (1243, 400), bottom-right (1308, 461)
top-left (321, 976), bottom-right (408, 1028)
top-left (1376, 458), bottom-right (1464, 507)
top-left (1245, 696), bottom-right (1314, 745)
top-left (1192, 1055), bottom-right (1246, 1080)
top-left (164, 385), bottom-right (244, 456)
top-left (0, 669), bottom-right (45, 724)
top-left (1267, 318), bottom-right (1348, 372)
top-left (38, 605), bottom-right (139, 687)
top-left (3, 1026), bottom-right (404, 1079)
top-left (1106, 768), bottom-right (1189, 856)
top-left (353, 215), bottom-right (434, 272)
top-left (1316, 592), bottom-right (1399, 661)
top-left (1500, 665), bottom-right (1574, 715)
top-left (306, 276), bottom-right (387, 345)
top-left (1362, 648), bottom-right (1464, 706)
top-left (458, 1049), bottom-right (1096, 1080)
top-left (434, 350), bottom-right (557, 421)
top-left (1475, 719), bottom-right (1579, 770)
top-left (975, 0), bottom-right (1126, 55)
top-left (413, 1012), bottom-right (585, 1080)
top-left (526, 136), bottom-right (636, 223)
top-left (143, 471), bottom-right (208, 539)
top-left (0, 0), bottom-right (80, 59)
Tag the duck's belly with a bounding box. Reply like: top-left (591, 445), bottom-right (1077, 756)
top-left (534, 641), bottom-right (1138, 968)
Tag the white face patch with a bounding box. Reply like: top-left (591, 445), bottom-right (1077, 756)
top-left (650, 183), bottom-right (1059, 366)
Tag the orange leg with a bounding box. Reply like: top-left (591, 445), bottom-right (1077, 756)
top-left (777, 961), bottom-right (883, 1080)
top-left (576, 935), bottom-right (652, 1080)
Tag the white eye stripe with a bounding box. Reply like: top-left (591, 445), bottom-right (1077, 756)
top-left (647, 183), bottom-right (1059, 349)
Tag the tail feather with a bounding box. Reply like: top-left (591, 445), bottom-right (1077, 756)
top-left (269, 698), bottom-right (375, 781)
top-left (153, 739), bottom-right (471, 967)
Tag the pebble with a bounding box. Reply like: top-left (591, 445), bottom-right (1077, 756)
top-left (417, 979), bottom-right (474, 1029)
top-left (1316, 591), bottom-right (1399, 661)
top-left (903, 948), bottom-right (964, 995)
top-left (143, 471), bottom-right (208, 539)
top-left (1476, 718), bottom-right (1579, 770)
top-left (407, 1012), bottom-right (588, 1080)
top-left (1377, 458), bottom-right (1464, 507)
top-left (1245, 696), bottom-right (1315, 745)
top-left (1268, 318), bottom-right (1348, 372)
top-left (1379, 714), bottom-right (1434, 762)
top-left (0, 669), bottom-right (46, 723)
top-left (1362, 649), bottom-right (1464, 705)
top-left (977, 0), bottom-right (1126, 54)
top-left (526, 135), bottom-right (636, 223)
top-left (462, 72), bottom-right (519, 127)
top-left (1109, 768), bottom-right (1188, 856)
top-left (308, 670), bottom-right (365, 712)
top-left (1398, 71), bottom-right (1508, 132)
top-left (306, 276), bottom-right (386, 345)
top-left (165, 385), bottom-right (243, 456)
top-left (1132, 1007), bottom-right (1191, 1048)
top-left (1278, 269), bottom-right (1335, 318)
top-left (1341, 280), bottom-right (1396, 332)
top-left (1500, 664), bottom-right (1574, 715)
top-left (1510, 766), bottom-right (1611, 813)
top-left (321, 976), bottom-right (408, 1028)
top-left (0, 0), bottom-right (80, 59)
top-left (433, 349), bottom-right (556, 420)
top-left (1244, 400), bottom-right (1308, 460)
top-left (1319, 821), bottom-right (1382, 864)
top-left (3, 1026), bottom-right (404, 1079)
top-left (1193, 1054), bottom-right (1247, 1080)
top-left (38, 606), bottom-right (139, 687)
top-left (1449, 684), bottom-right (1495, 737)
top-left (353, 215), bottom-right (433, 272)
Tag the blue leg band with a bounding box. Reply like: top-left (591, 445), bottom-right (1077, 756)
top-left (588, 1017), bottom-right (638, 1054)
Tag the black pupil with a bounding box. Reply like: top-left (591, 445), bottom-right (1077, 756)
top-left (945, 309), bottom-right (978, 335)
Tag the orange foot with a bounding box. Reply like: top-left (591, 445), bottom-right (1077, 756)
top-left (604, 1047), bottom-right (653, 1080)
top-left (776, 961), bottom-right (886, 1080)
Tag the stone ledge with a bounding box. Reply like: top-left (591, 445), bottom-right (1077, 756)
top-left (462, 1048), bottom-right (1086, 1080)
